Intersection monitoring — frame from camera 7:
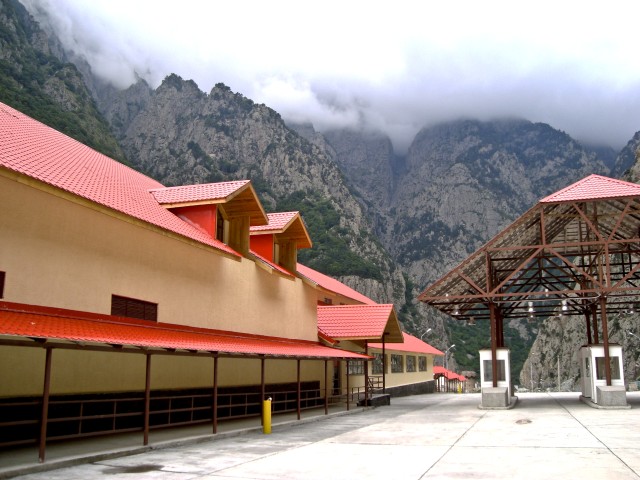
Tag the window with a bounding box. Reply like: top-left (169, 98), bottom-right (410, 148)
top-left (216, 208), bottom-right (225, 242)
top-left (372, 353), bottom-right (385, 374)
top-left (111, 295), bottom-right (158, 321)
top-left (347, 360), bottom-right (365, 375)
top-left (418, 356), bottom-right (427, 372)
top-left (595, 356), bottom-right (621, 380)
top-left (406, 355), bottom-right (416, 372)
top-left (483, 359), bottom-right (506, 382)
top-left (0, 271), bottom-right (4, 298)
top-left (391, 354), bottom-right (404, 373)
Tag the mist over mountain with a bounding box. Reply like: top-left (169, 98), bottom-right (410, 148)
top-left (3, 0), bottom-right (640, 384)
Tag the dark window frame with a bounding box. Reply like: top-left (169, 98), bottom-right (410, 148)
top-left (406, 355), bottom-right (416, 372)
top-left (418, 356), bottom-right (427, 372)
top-left (111, 295), bottom-right (158, 322)
top-left (391, 354), bottom-right (404, 373)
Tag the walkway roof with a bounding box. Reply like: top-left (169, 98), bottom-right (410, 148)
top-left (0, 302), bottom-right (369, 360)
top-left (418, 174), bottom-right (640, 321)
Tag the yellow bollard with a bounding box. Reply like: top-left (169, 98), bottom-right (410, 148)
top-left (262, 397), bottom-right (272, 434)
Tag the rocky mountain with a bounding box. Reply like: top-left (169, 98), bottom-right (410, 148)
top-left (9, 0), bottom-right (640, 385)
top-left (315, 119), bottom-right (611, 377)
top-left (0, 0), bottom-right (124, 162)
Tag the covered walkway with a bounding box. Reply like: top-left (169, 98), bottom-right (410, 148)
top-left (3, 392), bottom-right (640, 479)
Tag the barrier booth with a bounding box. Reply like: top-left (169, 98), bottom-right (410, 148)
top-left (579, 344), bottom-right (627, 407)
top-left (479, 348), bottom-right (513, 408)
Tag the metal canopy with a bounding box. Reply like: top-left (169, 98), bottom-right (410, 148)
top-left (418, 174), bottom-right (640, 390)
top-left (418, 175), bottom-right (640, 323)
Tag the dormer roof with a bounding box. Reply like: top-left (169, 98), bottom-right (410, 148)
top-left (150, 181), bottom-right (268, 226)
top-left (250, 212), bottom-right (312, 249)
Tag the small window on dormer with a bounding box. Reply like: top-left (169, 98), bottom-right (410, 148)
top-left (0, 271), bottom-right (5, 298)
top-left (324, 298), bottom-right (333, 305)
top-left (216, 208), bottom-right (225, 242)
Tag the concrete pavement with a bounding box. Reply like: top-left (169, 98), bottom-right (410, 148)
top-left (3, 392), bottom-right (640, 479)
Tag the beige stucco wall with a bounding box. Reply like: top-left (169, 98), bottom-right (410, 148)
top-left (0, 345), bottom-right (329, 397)
top-left (0, 173), bottom-right (318, 341)
top-left (339, 348), bottom-right (436, 390)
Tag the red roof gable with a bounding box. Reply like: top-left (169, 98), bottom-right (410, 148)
top-left (250, 212), bottom-right (298, 232)
top-left (0, 302), bottom-right (368, 359)
top-left (540, 174), bottom-right (640, 203)
top-left (297, 264), bottom-right (376, 305)
top-left (369, 332), bottom-right (443, 355)
top-left (251, 212), bottom-right (312, 250)
top-left (150, 181), bottom-right (250, 204)
top-left (0, 102), bottom-right (240, 257)
top-left (317, 304), bottom-right (403, 342)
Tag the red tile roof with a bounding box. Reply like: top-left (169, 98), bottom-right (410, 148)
top-left (317, 304), bottom-right (402, 342)
top-left (150, 181), bottom-right (250, 204)
top-left (540, 174), bottom-right (640, 203)
top-left (251, 212), bottom-right (312, 249)
top-left (0, 102), bottom-right (239, 257)
top-left (297, 264), bottom-right (376, 305)
top-left (369, 332), bottom-right (443, 355)
top-left (0, 302), bottom-right (369, 359)
top-left (433, 366), bottom-right (466, 381)
top-left (250, 212), bottom-right (299, 232)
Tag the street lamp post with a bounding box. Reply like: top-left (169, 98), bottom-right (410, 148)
top-left (444, 344), bottom-right (456, 370)
top-left (420, 328), bottom-right (432, 341)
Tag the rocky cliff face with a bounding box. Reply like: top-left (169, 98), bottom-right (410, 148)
top-left (107, 75), bottom-right (407, 310)
top-left (0, 0), bottom-right (124, 161)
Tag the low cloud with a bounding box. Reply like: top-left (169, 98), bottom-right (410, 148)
top-left (23, 0), bottom-right (640, 153)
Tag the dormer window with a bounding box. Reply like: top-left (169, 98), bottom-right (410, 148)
top-left (150, 180), bottom-right (268, 257)
top-left (216, 208), bottom-right (226, 243)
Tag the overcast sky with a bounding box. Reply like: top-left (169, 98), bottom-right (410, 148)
top-left (23, 0), bottom-right (640, 153)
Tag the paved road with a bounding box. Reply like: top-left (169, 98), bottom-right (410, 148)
top-left (7, 392), bottom-right (640, 479)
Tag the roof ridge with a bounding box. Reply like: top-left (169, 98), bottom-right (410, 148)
top-left (540, 174), bottom-right (640, 203)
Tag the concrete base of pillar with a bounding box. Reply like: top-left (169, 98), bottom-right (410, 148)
top-left (479, 387), bottom-right (517, 409)
top-left (580, 386), bottom-right (630, 409)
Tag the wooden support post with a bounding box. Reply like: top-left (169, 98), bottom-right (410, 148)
top-left (382, 335), bottom-right (386, 393)
top-left (212, 355), bottom-right (218, 434)
top-left (296, 359), bottom-right (301, 420)
top-left (346, 360), bottom-right (350, 411)
top-left (591, 304), bottom-right (599, 344)
top-left (324, 360), bottom-right (329, 415)
top-left (38, 347), bottom-right (53, 463)
top-left (143, 353), bottom-right (151, 446)
top-left (364, 342), bottom-right (369, 406)
top-left (260, 356), bottom-right (265, 426)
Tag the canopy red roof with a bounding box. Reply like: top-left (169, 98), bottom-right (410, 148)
top-left (540, 174), bottom-right (640, 203)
